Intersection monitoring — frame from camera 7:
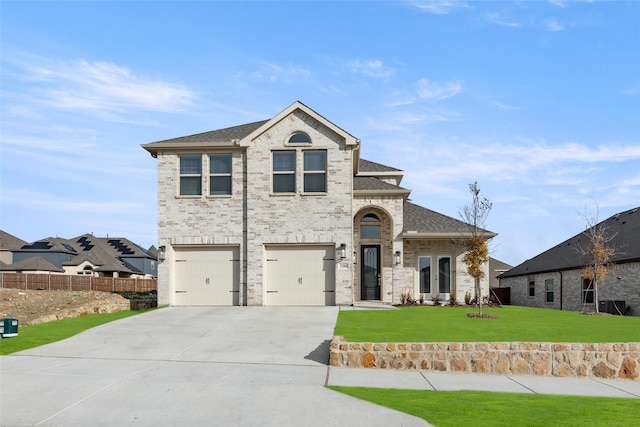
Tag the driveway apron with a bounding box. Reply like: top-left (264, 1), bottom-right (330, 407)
top-left (0, 307), bottom-right (429, 426)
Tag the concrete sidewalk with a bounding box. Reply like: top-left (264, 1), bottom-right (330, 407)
top-left (327, 366), bottom-right (640, 398)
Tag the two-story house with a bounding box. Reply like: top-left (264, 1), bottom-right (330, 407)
top-left (142, 101), bottom-right (495, 306)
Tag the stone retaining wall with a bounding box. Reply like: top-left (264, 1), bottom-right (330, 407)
top-left (329, 336), bottom-right (640, 380)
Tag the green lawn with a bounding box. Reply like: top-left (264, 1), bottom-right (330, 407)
top-left (0, 309), bottom-right (158, 355)
top-left (335, 306), bottom-right (640, 342)
top-left (329, 386), bottom-right (640, 427)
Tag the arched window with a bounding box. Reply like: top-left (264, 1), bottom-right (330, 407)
top-left (288, 132), bottom-right (311, 144)
top-left (360, 213), bottom-right (381, 239)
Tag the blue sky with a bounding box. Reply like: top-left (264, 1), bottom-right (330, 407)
top-left (1, 1), bottom-right (639, 266)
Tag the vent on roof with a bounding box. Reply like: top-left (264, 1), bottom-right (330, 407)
top-left (108, 239), bottom-right (135, 255)
top-left (22, 241), bottom-right (52, 250)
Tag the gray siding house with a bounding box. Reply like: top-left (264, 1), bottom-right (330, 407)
top-left (499, 207), bottom-right (640, 316)
top-left (142, 101), bottom-right (495, 306)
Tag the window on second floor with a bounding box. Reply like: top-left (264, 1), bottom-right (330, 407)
top-left (288, 132), bottom-right (311, 144)
top-left (303, 151), bottom-right (326, 193)
top-left (273, 151), bottom-right (296, 193)
top-left (179, 155), bottom-right (202, 196)
top-left (209, 154), bottom-right (232, 195)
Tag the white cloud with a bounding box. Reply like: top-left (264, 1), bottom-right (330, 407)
top-left (416, 78), bottom-right (463, 102)
top-left (409, 1), bottom-right (470, 15)
top-left (348, 59), bottom-right (395, 79)
top-left (486, 12), bottom-right (522, 28)
top-left (543, 18), bottom-right (565, 32)
top-left (5, 53), bottom-right (195, 121)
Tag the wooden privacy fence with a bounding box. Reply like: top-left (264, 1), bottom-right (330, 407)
top-left (0, 273), bottom-right (156, 293)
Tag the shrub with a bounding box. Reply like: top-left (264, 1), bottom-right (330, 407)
top-left (432, 293), bottom-right (442, 306)
top-left (449, 292), bottom-right (457, 306)
top-left (464, 291), bottom-right (472, 305)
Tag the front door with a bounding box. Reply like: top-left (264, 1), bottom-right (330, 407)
top-left (361, 245), bottom-right (381, 300)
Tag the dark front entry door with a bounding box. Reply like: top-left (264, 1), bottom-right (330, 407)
top-left (361, 245), bottom-right (381, 300)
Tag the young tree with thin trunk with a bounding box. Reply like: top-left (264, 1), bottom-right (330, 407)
top-left (459, 181), bottom-right (492, 315)
top-left (579, 203), bottom-right (615, 314)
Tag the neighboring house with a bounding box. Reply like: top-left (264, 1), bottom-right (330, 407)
top-left (142, 101), bottom-right (496, 307)
top-left (498, 207), bottom-right (640, 316)
top-left (489, 257), bottom-right (512, 289)
top-left (0, 230), bottom-right (27, 265)
top-left (1, 232), bottom-right (157, 278)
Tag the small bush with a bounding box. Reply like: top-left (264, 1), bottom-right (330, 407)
top-left (432, 293), bottom-right (441, 306)
top-left (449, 292), bottom-right (457, 306)
top-left (464, 291), bottom-right (472, 305)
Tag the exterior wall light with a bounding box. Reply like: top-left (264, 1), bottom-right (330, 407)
top-left (395, 250), bottom-right (401, 266)
top-left (158, 245), bottom-right (166, 263)
top-left (337, 243), bottom-right (347, 260)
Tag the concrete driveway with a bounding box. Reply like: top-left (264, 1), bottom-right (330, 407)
top-left (0, 307), bottom-right (429, 426)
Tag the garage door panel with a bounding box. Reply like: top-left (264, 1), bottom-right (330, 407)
top-left (265, 246), bottom-right (335, 306)
top-left (174, 246), bottom-right (239, 306)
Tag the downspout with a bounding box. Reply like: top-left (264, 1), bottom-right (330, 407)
top-left (559, 271), bottom-right (563, 311)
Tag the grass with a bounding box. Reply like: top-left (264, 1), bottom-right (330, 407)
top-left (329, 386), bottom-right (640, 427)
top-left (335, 305), bottom-right (640, 342)
top-left (0, 309), bottom-right (158, 355)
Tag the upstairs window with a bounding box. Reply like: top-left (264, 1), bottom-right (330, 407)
top-left (288, 132), bottom-right (311, 144)
top-left (273, 151), bottom-right (296, 193)
top-left (303, 151), bottom-right (327, 193)
top-left (179, 155), bottom-right (202, 196)
top-left (209, 154), bottom-right (232, 195)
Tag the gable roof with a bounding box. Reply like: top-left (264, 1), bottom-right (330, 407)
top-left (239, 101), bottom-right (359, 148)
top-left (353, 176), bottom-right (410, 196)
top-left (0, 230), bottom-right (27, 251)
top-left (0, 256), bottom-right (64, 272)
top-left (358, 159), bottom-right (402, 173)
top-left (499, 206), bottom-right (640, 279)
top-left (10, 234), bottom-right (156, 275)
top-left (142, 120), bottom-right (269, 156)
top-left (403, 202), bottom-right (497, 238)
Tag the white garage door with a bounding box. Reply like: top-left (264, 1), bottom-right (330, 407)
top-left (265, 245), bottom-right (335, 306)
top-left (174, 246), bottom-right (239, 306)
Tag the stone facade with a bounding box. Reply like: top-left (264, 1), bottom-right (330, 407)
top-left (500, 262), bottom-right (640, 316)
top-left (330, 336), bottom-right (640, 380)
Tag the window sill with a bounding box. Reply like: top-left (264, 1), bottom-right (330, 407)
top-left (301, 192), bottom-right (327, 196)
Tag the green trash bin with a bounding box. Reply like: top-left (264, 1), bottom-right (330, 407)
top-left (1, 318), bottom-right (19, 338)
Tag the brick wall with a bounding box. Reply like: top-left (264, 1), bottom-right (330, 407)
top-left (500, 262), bottom-right (640, 316)
top-left (245, 110), bottom-right (354, 305)
top-left (330, 336), bottom-right (640, 380)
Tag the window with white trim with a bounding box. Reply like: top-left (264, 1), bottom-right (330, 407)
top-left (209, 154), bottom-right (232, 195)
top-left (179, 155), bottom-right (202, 196)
